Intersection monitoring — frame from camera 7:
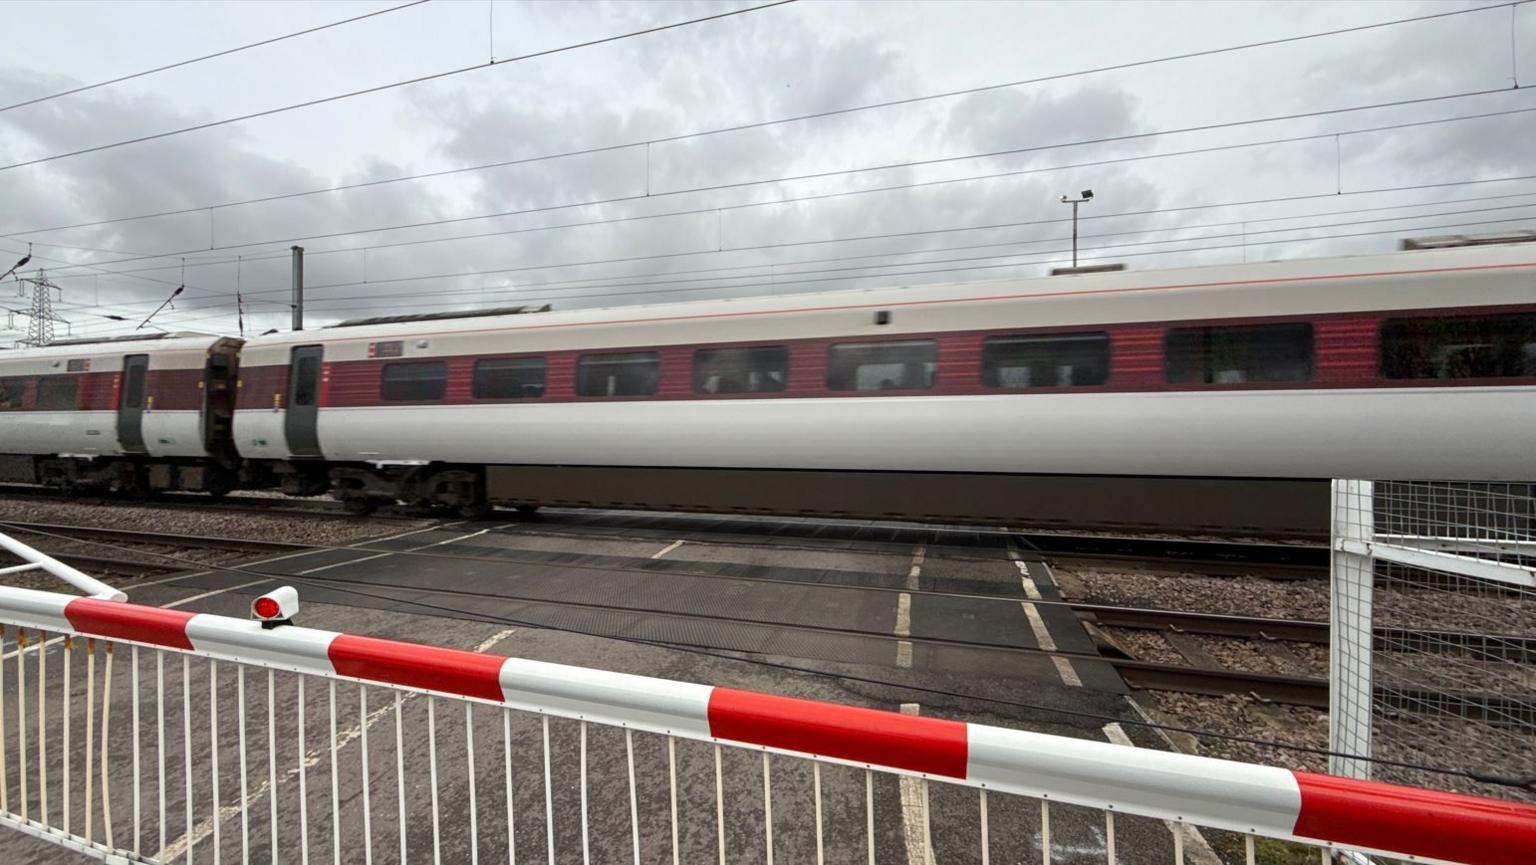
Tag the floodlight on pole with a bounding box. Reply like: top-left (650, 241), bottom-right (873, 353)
top-left (1058, 189), bottom-right (1094, 268)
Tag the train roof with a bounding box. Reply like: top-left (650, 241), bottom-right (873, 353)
top-left (242, 240), bottom-right (1536, 350)
top-left (0, 333), bottom-right (233, 364)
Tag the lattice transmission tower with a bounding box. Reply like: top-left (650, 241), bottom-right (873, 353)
top-left (16, 270), bottom-right (67, 347)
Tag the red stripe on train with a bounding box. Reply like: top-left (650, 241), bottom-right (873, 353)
top-left (707, 688), bottom-right (969, 778)
top-left (62, 598), bottom-right (195, 650)
top-left (1290, 770), bottom-right (1536, 865)
top-left (327, 634), bottom-right (506, 702)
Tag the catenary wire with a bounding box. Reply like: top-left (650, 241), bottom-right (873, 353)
top-left (64, 170), bottom-right (1536, 318)
top-left (278, 210), bottom-right (1536, 318)
top-left (284, 198), bottom-right (1536, 306)
top-left (59, 181), bottom-right (1536, 314)
top-left (61, 196), bottom-right (1536, 330)
top-left (0, 0), bottom-right (798, 175)
top-left (0, 1), bottom-right (431, 114)
top-left (21, 87), bottom-right (1536, 276)
top-left (83, 206), bottom-right (1536, 338)
top-left (0, 519), bottom-right (1526, 790)
top-left (0, 0), bottom-right (1523, 239)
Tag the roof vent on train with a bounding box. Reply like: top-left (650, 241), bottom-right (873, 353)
top-left (1049, 262), bottom-right (1126, 276)
top-left (329, 305), bottom-right (552, 328)
top-left (1400, 230), bottom-right (1536, 250)
top-left (45, 331), bottom-right (205, 347)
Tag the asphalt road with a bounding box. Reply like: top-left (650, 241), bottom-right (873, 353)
top-left (0, 509), bottom-right (1201, 864)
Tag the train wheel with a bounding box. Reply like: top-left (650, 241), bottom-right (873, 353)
top-left (457, 502), bottom-right (493, 520)
top-left (342, 499), bottom-right (376, 517)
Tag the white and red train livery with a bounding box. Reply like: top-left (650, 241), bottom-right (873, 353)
top-left (2, 241), bottom-right (1533, 532)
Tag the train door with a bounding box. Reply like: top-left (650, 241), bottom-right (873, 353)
top-left (117, 354), bottom-right (149, 454)
top-left (285, 345), bottom-right (323, 458)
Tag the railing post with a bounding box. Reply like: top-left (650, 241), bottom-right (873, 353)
top-left (1329, 479), bottom-right (1375, 780)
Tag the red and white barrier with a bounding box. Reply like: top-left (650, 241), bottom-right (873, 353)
top-left (3, 585), bottom-right (1534, 865)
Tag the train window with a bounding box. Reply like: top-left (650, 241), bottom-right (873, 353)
top-left (694, 346), bottom-right (788, 394)
top-left (826, 340), bottom-right (938, 391)
top-left (0, 379), bottom-right (23, 410)
top-left (36, 376), bottom-right (78, 411)
top-left (292, 355), bottom-right (320, 407)
top-left (122, 363), bottom-right (147, 408)
top-left (473, 357), bottom-right (547, 399)
top-left (576, 352), bottom-right (660, 397)
top-left (983, 332), bottom-right (1109, 388)
top-left (380, 361), bottom-right (448, 401)
top-left (1381, 313), bottom-right (1536, 379)
top-left (1164, 322), bottom-right (1314, 384)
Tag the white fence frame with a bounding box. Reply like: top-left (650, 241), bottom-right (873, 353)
top-left (1, 531), bottom-right (1534, 865)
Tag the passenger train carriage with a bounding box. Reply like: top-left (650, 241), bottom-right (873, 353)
top-left (0, 334), bottom-right (240, 493)
top-left (232, 241), bottom-right (1536, 533)
top-left (2, 240), bottom-right (1533, 535)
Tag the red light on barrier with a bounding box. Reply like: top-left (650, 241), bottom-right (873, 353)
top-left (253, 597), bottom-right (281, 619)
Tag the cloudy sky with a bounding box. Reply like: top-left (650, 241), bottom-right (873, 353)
top-left (0, 0), bottom-right (1532, 343)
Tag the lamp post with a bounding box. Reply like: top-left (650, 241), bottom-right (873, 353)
top-left (1058, 189), bottom-right (1094, 268)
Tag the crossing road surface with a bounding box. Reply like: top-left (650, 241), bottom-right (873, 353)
top-left (0, 510), bottom-right (1201, 864)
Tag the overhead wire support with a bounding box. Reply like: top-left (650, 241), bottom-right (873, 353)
top-left (1, 0), bottom-right (1525, 242)
top-left (23, 91), bottom-right (1536, 281)
top-left (40, 171), bottom-right (1536, 321)
top-left (0, 0), bottom-right (798, 174)
top-left (0, 1), bottom-right (432, 114)
top-left (135, 260), bottom-right (184, 330)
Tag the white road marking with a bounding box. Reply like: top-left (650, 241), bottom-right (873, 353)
top-left (1020, 587), bottom-right (1082, 687)
top-left (1101, 721), bottom-right (1223, 865)
top-left (895, 545), bottom-right (925, 668)
top-left (894, 593), bottom-right (913, 667)
top-left (156, 626), bottom-right (519, 862)
top-left (295, 527), bottom-right (488, 575)
top-left (650, 539), bottom-right (685, 559)
top-left (906, 544), bottom-right (926, 591)
top-left (898, 703), bottom-right (934, 865)
top-left (1, 523), bottom-right (451, 662)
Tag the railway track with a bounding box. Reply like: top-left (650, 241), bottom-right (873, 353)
top-left (1, 521), bottom-right (1525, 722)
top-left (0, 484), bottom-right (430, 523)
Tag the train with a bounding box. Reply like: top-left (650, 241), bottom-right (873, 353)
top-left (1, 239), bottom-right (1532, 536)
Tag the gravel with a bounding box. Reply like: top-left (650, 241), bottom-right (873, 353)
top-left (1146, 691), bottom-right (1329, 772)
top-left (1054, 561), bottom-right (1330, 620)
top-left (0, 498), bottom-right (433, 546)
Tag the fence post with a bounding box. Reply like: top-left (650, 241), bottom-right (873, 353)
top-left (1329, 479), bottom-right (1375, 780)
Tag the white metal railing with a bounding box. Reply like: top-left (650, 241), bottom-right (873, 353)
top-left (1329, 480), bottom-right (1536, 798)
top-left (1, 534), bottom-right (1534, 864)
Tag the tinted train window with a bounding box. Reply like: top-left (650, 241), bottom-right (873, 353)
top-left (1381, 313), bottom-right (1536, 379)
top-left (1165, 323), bottom-right (1314, 384)
top-left (827, 340), bottom-right (938, 391)
top-left (380, 361), bottom-right (447, 401)
top-left (36, 376), bottom-right (78, 411)
top-left (984, 332), bottom-right (1109, 388)
top-left (694, 346), bottom-right (788, 394)
top-left (291, 356), bottom-right (320, 407)
top-left (577, 352), bottom-right (660, 397)
top-left (122, 363), bottom-right (147, 408)
top-left (0, 379), bottom-right (23, 410)
top-left (474, 357), bottom-right (547, 399)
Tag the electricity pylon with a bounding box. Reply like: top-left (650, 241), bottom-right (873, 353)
top-left (16, 270), bottom-right (67, 346)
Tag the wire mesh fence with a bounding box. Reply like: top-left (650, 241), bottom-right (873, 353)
top-left (1330, 480), bottom-right (1536, 801)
